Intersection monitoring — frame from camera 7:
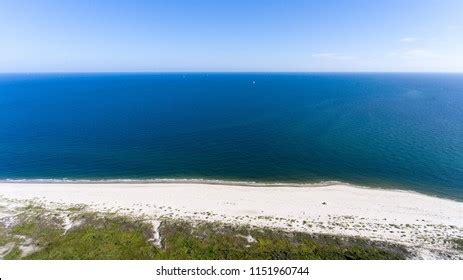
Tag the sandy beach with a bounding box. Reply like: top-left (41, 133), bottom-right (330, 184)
top-left (1, 182), bottom-right (462, 259)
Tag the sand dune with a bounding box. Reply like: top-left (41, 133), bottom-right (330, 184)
top-left (0, 182), bottom-right (462, 259)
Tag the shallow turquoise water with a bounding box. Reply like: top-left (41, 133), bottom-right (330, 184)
top-left (0, 73), bottom-right (462, 199)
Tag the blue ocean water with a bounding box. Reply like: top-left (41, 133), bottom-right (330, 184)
top-left (0, 73), bottom-right (462, 200)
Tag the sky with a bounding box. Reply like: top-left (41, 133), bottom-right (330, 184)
top-left (0, 0), bottom-right (462, 72)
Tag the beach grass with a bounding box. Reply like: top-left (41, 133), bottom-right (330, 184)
top-left (452, 238), bottom-right (463, 251)
top-left (0, 206), bottom-right (408, 260)
top-left (156, 220), bottom-right (406, 260)
top-left (27, 221), bottom-right (159, 260)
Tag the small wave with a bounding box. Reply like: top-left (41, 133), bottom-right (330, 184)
top-left (0, 177), bottom-right (350, 188)
top-left (2, 177), bottom-right (460, 201)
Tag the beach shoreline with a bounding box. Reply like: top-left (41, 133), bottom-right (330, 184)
top-left (2, 178), bottom-right (460, 202)
top-left (1, 182), bottom-right (462, 259)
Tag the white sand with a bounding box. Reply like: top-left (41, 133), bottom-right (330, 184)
top-left (0, 182), bottom-right (462, 259)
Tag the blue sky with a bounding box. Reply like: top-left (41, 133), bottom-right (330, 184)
top-left (0, 0), bottom-right (462, 72)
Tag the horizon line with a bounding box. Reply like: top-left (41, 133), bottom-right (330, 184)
top-left (1, 71), bottom-right (463, 75)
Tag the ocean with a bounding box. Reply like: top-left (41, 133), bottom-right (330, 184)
top-left (0, 73), bottom-right (462, 200)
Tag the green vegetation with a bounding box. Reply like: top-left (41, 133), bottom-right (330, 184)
top-left (0, 206), bottom-right (409, 260)
top-left (156, 221), bottom-right (406, 260)
top-left (11, 222), bottom-right (62, 246)
top-left (4, 246), bottom-right (22, 260)
top-left (452, 238), bottom-right (463, 251)
top-left (27, 221), bottom-right (158, 259)
top-left (0, 231), bottom-right (10, 246)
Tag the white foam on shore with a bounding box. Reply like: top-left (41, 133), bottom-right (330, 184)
top-left (1, 178), bottom-right (455, 200)
top-left (0, 177), bottom-right (346, 187)
top-left (0, 182), bottom-right (462, 259)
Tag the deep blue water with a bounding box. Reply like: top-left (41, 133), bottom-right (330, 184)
top-left (0, 73), bottom-right (462, 200)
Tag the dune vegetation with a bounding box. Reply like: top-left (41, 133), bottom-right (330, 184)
top-left (0, 203), bottom-right (408, 260)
